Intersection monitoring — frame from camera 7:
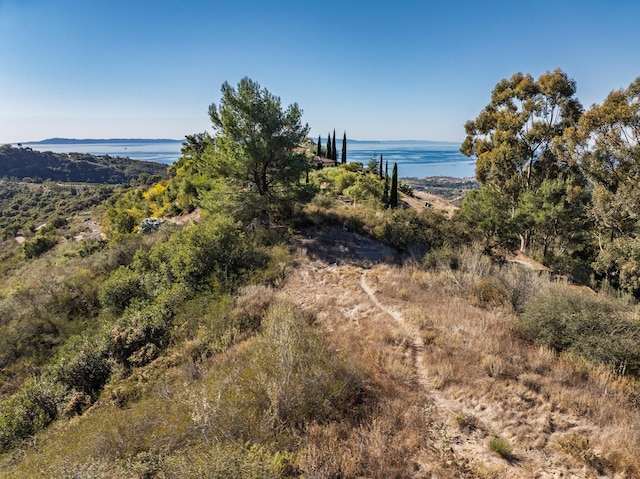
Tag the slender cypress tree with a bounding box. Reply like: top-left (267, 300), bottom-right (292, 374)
top-left (382, 159), bottom-right (390, 204)
top-left (341, 131), bottom-right (347, 164)
top-left (317, 134), bottom-right (322, 156)
top-left (331, 129), bottom-right (337, 165)
top-left (382, 175), bottom-right (389, 205)
top-left (379, 154), bottom-right (383, 180)
top-left (390, 162), bottom-right (398, 208)
top-left (326, 132), bottom-right (332, 161)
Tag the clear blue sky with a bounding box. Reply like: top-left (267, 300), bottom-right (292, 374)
top-left (1, 0), bottom-right (639, 144)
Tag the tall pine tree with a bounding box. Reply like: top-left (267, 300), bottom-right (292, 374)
top-left (317, 134), bottom-right (322, 156)
top-left (379, 154), bottom-right (383, 180)
top-left (390, 162), bottom-right (398, 208)
top-left (326, 132), bottom-right (332, 160)
top-left (341, 131), bottom-right (347, 164)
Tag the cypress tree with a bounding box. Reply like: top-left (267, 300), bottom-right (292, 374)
top-left (341, 131), bottom-right (347, 164)
top-left (382, 175), bottom-right (389, 205)
top-left (390, 162), bottom-right (398, 208)
top-left (332, 129), bottom-right (337, 165)
top-left (326, 132), bottom-right (332, 161)
top-left (379, 154), bottom-right (383, 180)
top-left (382, 159), bottom-right (390, 204)
top-left (317, 134), bottom-right (322, 156)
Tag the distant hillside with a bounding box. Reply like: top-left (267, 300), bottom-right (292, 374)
top-left (23, 138), bottom-right (182, 145)
top-left (0, 145), bottom-right (168, 183)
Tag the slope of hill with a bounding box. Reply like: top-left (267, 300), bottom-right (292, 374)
top-left (0, 145), bottom-right (168, 183)
top-left (1, 181), bottom-right (639, 478)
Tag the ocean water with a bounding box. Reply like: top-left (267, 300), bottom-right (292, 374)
top-left (22, 140), bottom-right (183, 166)
top-left (21, 139), bottom-right (476, 179)
top-left (346, 140), bottom-right (475, 178)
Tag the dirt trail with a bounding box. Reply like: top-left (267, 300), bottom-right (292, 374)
top-left (284, 226), bottom-right (610, 478)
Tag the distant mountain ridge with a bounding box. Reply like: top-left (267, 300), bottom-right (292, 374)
top-left (23, 138), bottom-right (183, 145)
top-left (0, 144), bottom-right (168, 183)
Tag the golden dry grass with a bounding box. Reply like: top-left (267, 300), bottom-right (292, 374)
top-left (282, 227), bottom-right (640, 478)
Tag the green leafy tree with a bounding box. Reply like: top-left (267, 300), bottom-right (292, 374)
top-left (578, 77), bottom-right (640, 241)
top-left (461, 69), bottom-right (583, 251)
top-left (461, 69), bottom-right (582, 204)
top-left (455, 187), bottom-right (518, 249)
top-left (205, 77), bottom-right (312, 223)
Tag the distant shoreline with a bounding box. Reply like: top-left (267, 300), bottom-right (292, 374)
top-left (21, 138), bottom-right (183, 145)
top-left (15, 137), bottom-right (462, 146)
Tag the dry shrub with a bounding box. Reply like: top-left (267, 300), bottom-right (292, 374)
top-left (432, 362), bottom-right (454, 389)
top-left (471, 277), bottom-right (509, 309)
top-left (482, 354), bottom-right (506, 378)
top-left (232, 284), bottom-right (275, 332)
top-left (518, 372), bottom-right (542, 393)
top-left (297, 422), bottom-right (359, 479)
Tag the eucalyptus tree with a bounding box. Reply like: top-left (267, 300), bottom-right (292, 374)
top-left (577, 77), bottom-right (640, 291)
top-left (579, 77), bottom-right (640, 240)
top-left (460, 69), bottom-right (584, 252)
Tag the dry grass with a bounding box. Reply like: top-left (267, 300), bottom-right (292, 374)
top-left (280, 230), bottom-right (640, 477)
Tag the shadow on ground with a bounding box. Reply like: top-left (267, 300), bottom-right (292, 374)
top-left (291, 226), bottom-right (401, 267)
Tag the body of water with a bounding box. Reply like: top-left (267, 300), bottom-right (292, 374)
top-left (20, 139), bottom-right (476, 179)
top-left (346, 140), bottom-right (475, 178)
top-left (22, 140), bottom-right (183, 166)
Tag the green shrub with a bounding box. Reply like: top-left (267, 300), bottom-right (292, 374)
top-left (23, 234), bottom-right (57, 259)
top-left (517, 286), bottom-right (640, 375)
top-left (109, 304), bottom-right (172, 367)
top-left (191, 301), bottom-right (364, 442)
top-left (0, 378), bottom-right (62, 453)
top-left (99, 266), bottom-right (145, 313)
top-left (489, 437), bottom-right (513, 460)
top-left (47, 333), bottom-right (111, 400)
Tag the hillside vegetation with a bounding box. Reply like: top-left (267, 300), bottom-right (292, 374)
top-left (0, 144), bottom-right (167, 184)
top-left (1, 76), bottom-right (640, 478)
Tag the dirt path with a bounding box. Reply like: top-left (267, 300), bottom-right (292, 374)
top-left (284, 226), bottom-right (611, 478)
top-left (360, 271), bottom-right (431, 389)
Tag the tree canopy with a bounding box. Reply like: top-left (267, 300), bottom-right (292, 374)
top-left (461, 69), bottom-right (583, 205)
top-left (203, 77), bottom-right (312, 223)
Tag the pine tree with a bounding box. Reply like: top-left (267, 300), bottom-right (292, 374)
top-left (332, 129), bottom-right (337, 165)
top-left (341, 131), bottom-right (347, 164)
top-left (379, 154), bottom-right (383, 180)
top-left (390, 162), bottom-right (398, 208)
top-left (326, 132), bottom-right (332, 161)
top-left (317, 134), bottom-right (322, 156)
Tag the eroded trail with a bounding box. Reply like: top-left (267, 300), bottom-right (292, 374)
top-left (283, 226), bottom-right (617, 478)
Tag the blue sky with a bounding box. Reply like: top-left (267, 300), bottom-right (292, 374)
top-left (1, 0), bottom-right (639, 143)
